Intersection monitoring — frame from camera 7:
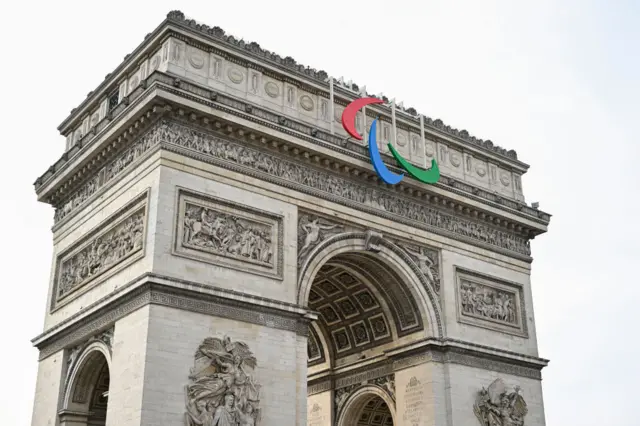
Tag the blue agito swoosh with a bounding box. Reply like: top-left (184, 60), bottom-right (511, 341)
top-left (368, 119), bottom-right (404, 185)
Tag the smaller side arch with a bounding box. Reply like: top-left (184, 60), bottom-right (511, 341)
top-left (337, 385), bottom-right (396, 426)
top-left (62, 340), bottom-right (112, 414)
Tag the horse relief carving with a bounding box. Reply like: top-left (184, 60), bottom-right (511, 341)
top-left (183, 203), bottom-right (274, 266)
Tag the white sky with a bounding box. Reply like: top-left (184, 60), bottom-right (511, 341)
top-left (1, 1), bottom-right (638, 425)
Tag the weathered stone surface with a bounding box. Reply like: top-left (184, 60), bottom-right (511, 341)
top-left (29, 11), bottom-right (551, 426)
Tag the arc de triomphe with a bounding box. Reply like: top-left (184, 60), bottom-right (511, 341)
top-left (30, 11), bottom-right (551, 426)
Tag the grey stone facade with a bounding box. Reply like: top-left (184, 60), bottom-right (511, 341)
top-left (30, 10), bottom-right (551, 426)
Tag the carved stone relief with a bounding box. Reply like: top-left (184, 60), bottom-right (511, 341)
top-left (175, 189), bottom-right (283, 280)
top-left (55, 120), bottom-right (531, 257)
top-left (373, 375), bottom-right (396, 401)
top-left (456, 269), bottom-right (527, 337)
top-left (473, 379), bottom-right (527, 426)
top-left (299, 94), bottom-right (314, 111)
top-left (54, 193), bottom-right (148, 308)
top-left (297, 213), bottom-right (345, 266)
top-left (398, 243), bottom-right (441, 293)
top-left (227, 67), bottom-right (245, 84)
top-left (264, 81), bottom-right (279, 98)
top-left (185, 336), bottom-right (261, 426)
top-left (403, 376), bottom-right (424, 425)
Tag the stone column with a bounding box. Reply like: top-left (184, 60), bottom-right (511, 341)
top-left (307, 390), bottom-right (333, 426)
top-left (393, 355), bottom-right (448, 426)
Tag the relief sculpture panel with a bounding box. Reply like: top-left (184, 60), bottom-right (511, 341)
top-left (53, 191), bottom-right (149, 309)
top-left (473, 378), bottom-right (528, 426)
top-left (455, 268), bottom-right (527, 337)
top-left (174, 189), bottom-right (283, 280)
top-left (185, 336), bottom-right (261, 426)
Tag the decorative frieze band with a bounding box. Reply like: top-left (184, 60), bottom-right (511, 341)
top-left (155, 119), bottom-right (529, 256)
top-left (52, 190), bottom-right (149, 311)
top-left (50, 113), bottom-right (536, 260)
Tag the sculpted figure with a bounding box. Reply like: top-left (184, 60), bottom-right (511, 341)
top-left (473, 379), bottom-right (527, 426)
top-left (212, 394), bottom-right (237, 426)
top-left (298, 218), bottom-right (339, 259)
top-left (185, 336), bottom-right (261, 426)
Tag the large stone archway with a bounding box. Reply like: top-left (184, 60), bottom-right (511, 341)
top-left (302, 230), bottom-right (439, 425)
top-left (59, 338), bottom-right (112, 426)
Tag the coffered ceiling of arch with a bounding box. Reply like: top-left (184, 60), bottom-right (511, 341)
top-left (307, 254), bottom-right (423, 362)
top-left (357, 396), bottom-right (394, 426)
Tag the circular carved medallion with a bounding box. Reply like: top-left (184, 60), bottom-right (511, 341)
top-left (397, 133), bottom-right (407, 146)
top-left (91, 113), bottom-right (99, 126)
top-left (188, 52), bottom-right (205, 69)
top-left (476, 165), bottom-right (487, 177)
top-left (227, 68), bottom-right (244, 84)
top-left (150, 56), bottom-right (160, 71)
top-left (129, 76), bottom-right (139, 89)
top-left (500, 173), bottom-right (511, 186)
top-left (425, 144), bottom-right (435, 157)
top-left (299, 95), bottom-right (314, 111)
top-left (450, 152), bottom-right (461, 167)
top-left (264, 81), bottom-right (279, 98)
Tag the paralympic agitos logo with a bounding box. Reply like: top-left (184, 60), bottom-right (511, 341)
top-left (341, 98), bottom-right (440, 185)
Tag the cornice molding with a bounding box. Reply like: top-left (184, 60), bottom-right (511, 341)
top-left (162, 11), bottom-right (521, 161)
top-left (38, 106), bottom-right (542, 259)
top-left (37, 75), bottom-right (550, 234)
top-left (307, 340), bottom-right (547, 396)
top-left (58, 10), bottom-right (527, 166)
top-left (33, 273), bottom-right (314, 360)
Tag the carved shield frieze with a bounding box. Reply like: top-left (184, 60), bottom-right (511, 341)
top-left (174, 189), bottom-right (284, 280)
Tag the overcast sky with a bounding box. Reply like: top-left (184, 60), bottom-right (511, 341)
top-left (1, 1), bottom-right (638, 425)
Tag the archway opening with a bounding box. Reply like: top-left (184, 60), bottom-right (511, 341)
top-left (354, 395), bottom-right (394, 426)
top-left (61, 348), bottom-right (111, 426)
top-left (305, 248), bottom-right (428, 425)
top-left (87, 361), bottom-right (110, 425)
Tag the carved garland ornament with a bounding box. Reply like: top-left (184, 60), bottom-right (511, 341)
top-left (473, 379), bottom-right (528, 426)
top-left (185, 336), bottom-right (261, 426)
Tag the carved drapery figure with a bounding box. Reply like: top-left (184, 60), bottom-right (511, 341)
top-left (402, 245), bottom-right (440, 293)
top-left (297, 215), bottom-right (343, 263)
top-left (473, 379), bottom-right (527, 426)
top-left (460, 281), bottom-right (517, 324)
top-left (374, 375), bottom-right (396, 400)
top-left (185, 336), bottom-right (261, 426)
top-left (183, 204), bottom-right (273, 265)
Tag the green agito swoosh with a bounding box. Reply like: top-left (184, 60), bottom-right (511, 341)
top-left (388, 143), bottom-right (440, 184)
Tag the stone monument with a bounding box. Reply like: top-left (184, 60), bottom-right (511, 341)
top-left (29, 10), bottom-right (551, 426)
